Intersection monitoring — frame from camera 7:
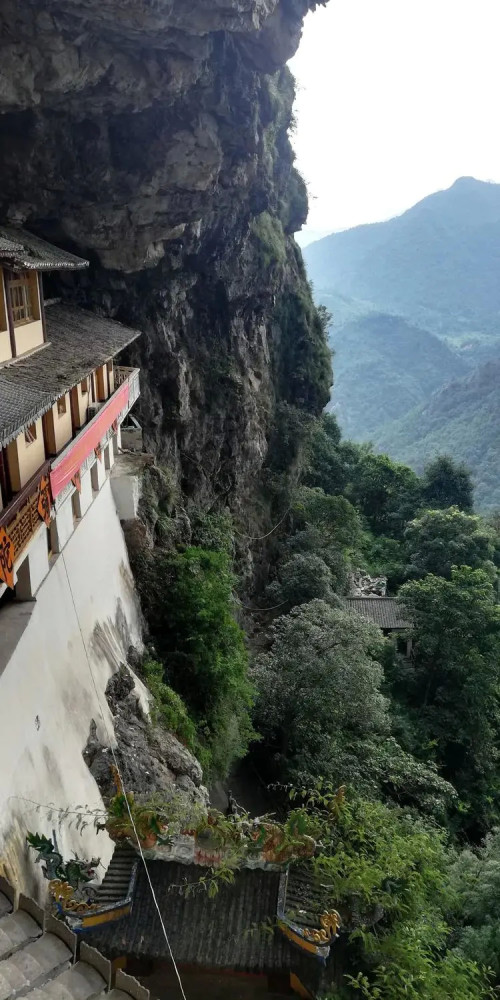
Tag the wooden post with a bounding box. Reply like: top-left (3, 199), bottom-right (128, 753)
top-left (4, 271), bottom-right (16, 358)
top-left (38, 273), bottom-right (47, 342)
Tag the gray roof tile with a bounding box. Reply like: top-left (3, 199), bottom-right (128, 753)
top-left (0, 228), bottom-right (88, 271)
top-left (344, 597), bottom-right (411, 630)
top-left (84, 861), bottom-right (340, 995)
top-left (0, 303), bottom-right (141, 447)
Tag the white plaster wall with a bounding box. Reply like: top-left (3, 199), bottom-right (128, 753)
top-left (79, 466), bottom-right (93, 517)
top-left (55, 494), bottom-right (74, 551)
top-left (91, 456), bottom-right (106, 491)
top-left (20, 524), bottom-right (49, 596)
top-left (0, 479), bottom-right (143, 898)
top-left (111, 473), bottom-right (141, 521)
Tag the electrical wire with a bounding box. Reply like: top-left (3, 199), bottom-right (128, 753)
top-left (232, 507), bottom-right (291, 541)
top-left (60, 551), bottom-right (188, 1000)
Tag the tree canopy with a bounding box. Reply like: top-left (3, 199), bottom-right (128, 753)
top-left (405, 506), bottom-right (496, 580)
top-left (422, 455), bottom-right (474, 513)
top-left (398, 567), bottom-right (500, 834)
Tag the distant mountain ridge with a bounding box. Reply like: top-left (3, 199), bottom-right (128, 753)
top-left (375, 359), bottom-right (500, 511)
top-left (305, 177), bottom-right (500, 343)
top-left (302, 178), bottom-right (500, 509)
top-left (329, 313), bottom-right (468, 441)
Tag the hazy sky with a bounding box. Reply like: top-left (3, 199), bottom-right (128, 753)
top-left (289, 0), bottom-right (500, 244)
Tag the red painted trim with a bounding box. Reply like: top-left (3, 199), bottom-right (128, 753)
top-left (50, 382), bottom-right (129, 498)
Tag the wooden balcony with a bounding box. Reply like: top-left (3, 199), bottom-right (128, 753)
top-left (0, 459), bottom-right (51, 587)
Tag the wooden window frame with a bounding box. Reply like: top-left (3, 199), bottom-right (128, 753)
top-left (81, 377), bottom-right (89, 395)
top-left (24, 423), bottom-right (37, 446)
top-left (8, 271), bottom-right (35, 327)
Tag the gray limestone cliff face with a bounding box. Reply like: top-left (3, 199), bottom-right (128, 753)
top-left (0, 0), bottom-right (331, 568)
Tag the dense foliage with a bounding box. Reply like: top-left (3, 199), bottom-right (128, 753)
top-left (397, 568), bottom-right (500, 835)
top-left (246, 400), bottom-right (500, 995)
top-left (132, 328), bottom-right (500, 995)
top-left (404, 506), bottom-right (496, 579)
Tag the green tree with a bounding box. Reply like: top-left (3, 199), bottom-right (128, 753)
top-left (287, 525), bottom-right (351, 594)
top-left (292, 486), bottom-right (362, 550)
top-left (303, 413), bottom-right (348, 495)
top-left (296, 788), bottom-right (494, 1000)
top-left (423, 455), bottom-right (474, 513)
top-left (398, 567), bottom-right (500, 834)
top-left (450, 827), bottom-right (500, 977)
top-left (405, 506), bottom-right (496, 580)
top-left (346, 446), bottom-right (422, 539)
top-left (254, 599), bottom-right (389, 784)
top-left (265, 552), bottom-right (334, 608)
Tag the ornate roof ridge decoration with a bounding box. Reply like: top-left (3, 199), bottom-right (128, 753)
top-left (0, 226), bottom-right (89, 270)
top-left (25, 833), bottom-right (138, 934)
top-left (277, 865), bottom-right (341, 964)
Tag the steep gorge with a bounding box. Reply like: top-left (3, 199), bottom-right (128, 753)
top-left (0, 0), bottom-right (331, 577)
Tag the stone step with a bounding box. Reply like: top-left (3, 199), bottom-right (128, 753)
top-left (25, 961), bottom-right (106, 1000)
top-left (0, 933), bottom-right (71, 1000)
top-left (0, 913), bottom-right (42, 961)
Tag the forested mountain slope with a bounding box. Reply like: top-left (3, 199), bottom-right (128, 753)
top-left (304, 176), bottom-right (500, 343)
top-left (328, 312), bottom-right (467, 440)
top-left (376, 358), bottom-right (500, 510)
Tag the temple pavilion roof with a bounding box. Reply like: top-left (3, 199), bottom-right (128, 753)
top-left (344, 597), bottom-right (411, 630)
top-left (84, 859), bottom-right (341, 996)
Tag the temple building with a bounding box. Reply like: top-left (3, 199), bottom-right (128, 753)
top-left (0, 228), bottom-right (145, 888)
top-left (0, 227), bottom-right (140, 602)
top-left (344, 596), bottom-right (413, 657)
top-left (82, 854), bottom-right (343, 1000)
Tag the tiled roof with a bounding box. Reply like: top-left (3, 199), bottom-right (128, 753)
top-left (0, 303), bottom-right (141, 447)
top-left (344, 597), bottom-right (411, 630)
top-left (87, 861), bottom-right (286, 970)
top-left (0, 227), bottom-right (88, 271)
top-left (84, 860), bottom-right (340, 994)
top-left (0, 876), bottom-right (149, 1000)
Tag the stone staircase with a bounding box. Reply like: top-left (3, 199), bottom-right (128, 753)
top-left (94, 846), bottom-right (137, 910)
top-left (0, 878), bottom-right (147, 1000)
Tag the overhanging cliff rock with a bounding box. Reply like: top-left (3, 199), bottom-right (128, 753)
top-left (0, 0), bottom-right (331, 552)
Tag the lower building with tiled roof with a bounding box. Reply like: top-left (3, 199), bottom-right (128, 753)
top-left (83, 860), bottom-right (344, 999)
top-left (344, 597), bottom-right (411, 631)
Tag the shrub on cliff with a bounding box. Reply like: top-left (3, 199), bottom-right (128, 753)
top-left (139, 546), bottom-right (255, 778)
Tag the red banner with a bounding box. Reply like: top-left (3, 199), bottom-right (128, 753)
top-left (50, 382), bottom-right (129, 498)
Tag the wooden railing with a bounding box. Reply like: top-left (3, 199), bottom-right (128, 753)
top-left (0, 460), bottom-right (50, 533)
top-left (0, 460), bottom-right (50, 578)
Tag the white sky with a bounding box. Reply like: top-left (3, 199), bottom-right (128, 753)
top-left (289, 0), bottom-right (500, 244)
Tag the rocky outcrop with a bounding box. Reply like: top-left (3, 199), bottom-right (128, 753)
top-left (84, 666), bottom-right (208, 807)
top-left (0, 0), bottom-right (331, 581)
top-left (349, 572), bottom-right (388, 598)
